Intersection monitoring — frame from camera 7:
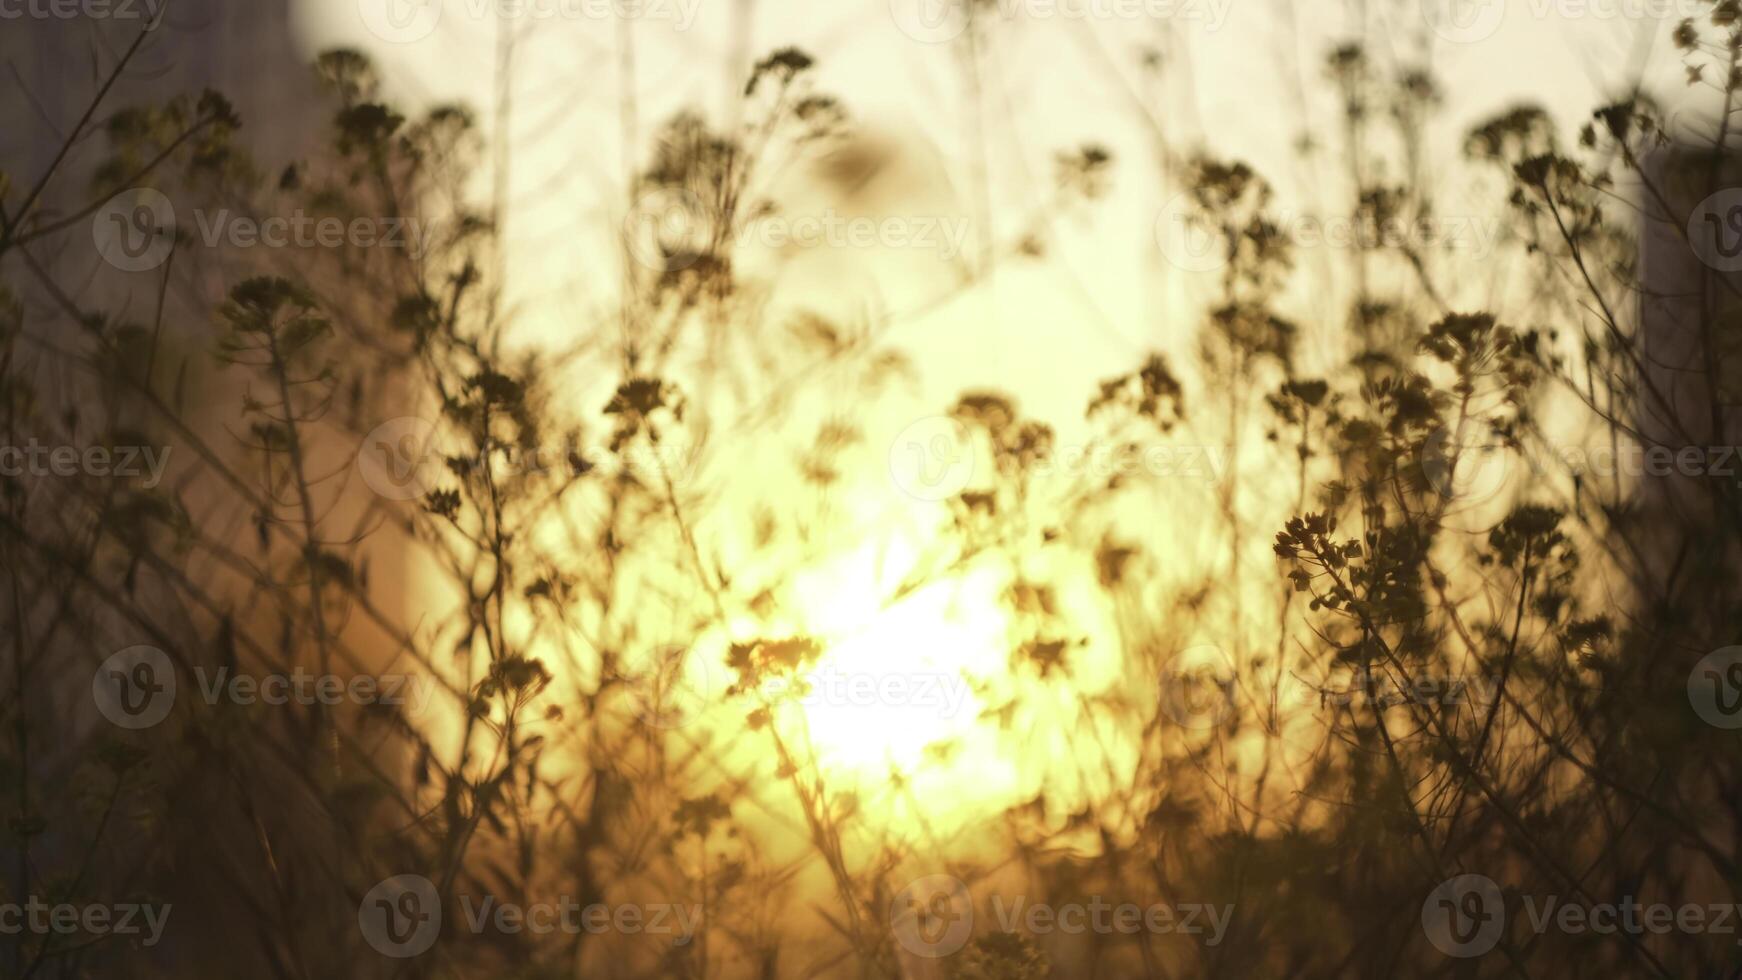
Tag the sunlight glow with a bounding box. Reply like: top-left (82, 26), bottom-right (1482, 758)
top-left (783, 536), bottom-right (1009, 777)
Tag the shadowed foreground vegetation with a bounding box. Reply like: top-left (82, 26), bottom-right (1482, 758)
top-left (2, 3), bottom-right (1742, 978)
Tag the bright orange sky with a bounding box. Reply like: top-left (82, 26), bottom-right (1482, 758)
top-left (288, 0), bottom-right (1693, 422)
top-left (281, 0), bottom-right (1704, 826)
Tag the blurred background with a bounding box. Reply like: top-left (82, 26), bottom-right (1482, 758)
top-left (3, 0), bottom-right (1741, 977)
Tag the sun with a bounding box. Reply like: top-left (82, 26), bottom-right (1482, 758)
top-left (779, 537), bottom-right (1010, 778)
